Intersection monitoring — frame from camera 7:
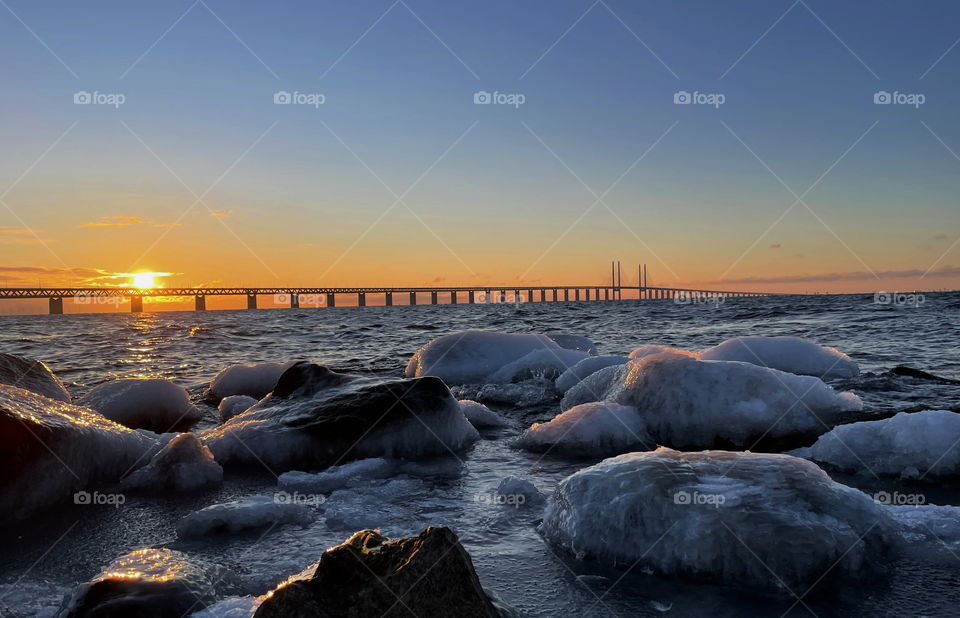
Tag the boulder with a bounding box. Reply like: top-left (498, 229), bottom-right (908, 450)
top-left (79, 378), bottom-right (201, 433)
top-left (0, 352), bottom-right (71, 402)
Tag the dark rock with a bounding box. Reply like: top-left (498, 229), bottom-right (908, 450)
top-left (254, 526), bottom-right (501, 618)
top-left (57, 548), bottom-right (225, 617)
top-left (891, 365), bottom-right (960, 385)
top-left (202, 364), bottom-right (478, 471)
top-left (0, 352), bottom-right (71, 402)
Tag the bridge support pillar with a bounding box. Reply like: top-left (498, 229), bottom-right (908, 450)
top-left (564, 289), bottom-right (569, 301)
top-left (195, 295), bottom-right (206, 311)
top-left (409, 292), bottom-right (417, 305)
top-left (130, 297), bottom-right (143, 313)
top-left (468, 291), bottom-right (475, 304)
top-left (385, 292), bottom-right (392, 306)
top-left (247, 294), bottom-right (257, 309)
top-left (327, 293), bottom-right (335, 307)
top-left (431, 291), bottom-right (438, 305)
top-left (552, 289), bottom-right (557, 301)
top-left (290, 294), bottom-right (299, 309)
top-left (605, 288), bottom-right (610, 301)
top-left (48, 297), bottom-right (63, 315)
top-left (358, 293), bottom-right (366, 307)
top-left (450, 291), bottom-right (457, 304)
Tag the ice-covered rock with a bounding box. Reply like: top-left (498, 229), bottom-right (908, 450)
top-left (496, 476), bottom-right (544, 505)
top-left (452, 380), bottom-right (558, 408)
top-left (176, 494), bottom-right (315, 538)
top-left (209, 360), bottom-right (298, 401)
top-left (791, 410), bottom-right (960, 478)
top-left (218, 394), bottom-right (258, 422)
top-left (459, 399), bottom-right (508, 428)
top-left (0, 352), bottom-right (71, 402)
top-left (79, 378), bottom-right (201, 432)
top-left (57, 548), bottom-right (227, 617)
top-left (887, 504), bottom-right (960, 562)
top-left (555, 355), bottom-right (631, 393)
top-left (628, 345), bottom-right (697, 360)
top-left (700, 336), bottom-right (859, 379)
top-left (520, 402), bottom-right (650, 456)
top-left (203, 363), bottom-right (478, 471)
top-left (561, 351), bottom-right (861, 448)
top-left (405, 330), bottom-right (564, 384)
top-left (486, 347), bottom-right (590, 383)
top-left (0, 385), bottom-right (159, 522)
top-left (122, 433), bottom-right (222, 492)
top-left (278, 458), bottom-right (397, 493)
top-left (544, 332), bottom-right (599, 355)
top-left (253, 527), bottom-right (501, 618)
top-left (540, 448), bottom-right (892, 591)
top-left (193, 596), bottom-right (257, 618)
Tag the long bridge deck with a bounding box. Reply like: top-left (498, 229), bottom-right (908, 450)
top-left (0, 285), bottom-right (774, 314)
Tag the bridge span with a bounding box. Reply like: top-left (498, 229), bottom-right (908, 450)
top-left (0, 284), bottom-right (774, 314)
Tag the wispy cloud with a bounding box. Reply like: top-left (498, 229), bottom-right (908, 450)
top-left (209, 209), bottom-right (232, 219)
top-left (81, 216), bottom-right (144, 228)
top-left (714, 265), bottom-right (960, 284)
top-left (0, 226), bottom-right (53, 245)
top-left (768, 243), bottom-right (782, 249)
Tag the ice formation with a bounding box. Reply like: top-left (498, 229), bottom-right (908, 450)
top-left (278, 458), bottom-right (397, 493)
top-left (544, 332), bottom-right (599, 355)
top-left (209, 360), bottom-right (298, 400)
top-left (495, 476), bottom-right (544, 505)
top-left (540, 448), bottom-right (892, 590)
top-left (0, 352), bottom-right (71, 402)
top-left (176, 495), bottom-right (315, 538)
top-left (218, 394), bottom-right (258, 422)
top-left (555, 355), bottom-right (630, 393)
top-left (203, 363), bottom-right (478, 471)
top-left (452, 380), bottom-right (558, 408)
top-left (404, 330), bottom-right (566, 384)
top-left (79, 378), bottom-right (201, 432)
top-left (559, 351), bottom-right (861, 448)
top-left (628, 345), bottom-right (697, 360)
top-left (700, 336), bottom-right (859, 379)
top-left (0, 385), bottom-right (159, 522)
top-left (122, 433), bottom-right (223, 492)
top-left (459, 399), bottom-right (508, 428)
top-left (486, 348), bottom-right (590, 383)
top-left (520, 402), bottom-right (650, 455)
top-left (791, 410), bottom-right (960, 478)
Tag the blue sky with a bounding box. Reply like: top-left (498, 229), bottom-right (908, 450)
top-left (0, 0), bottom-right (958, 293)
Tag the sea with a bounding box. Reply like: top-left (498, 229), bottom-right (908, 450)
top-left (1, 292), bottom-right (959, 617)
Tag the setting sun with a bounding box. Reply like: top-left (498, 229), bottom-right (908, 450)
top-left (131, 273), bottom-right (158, 289)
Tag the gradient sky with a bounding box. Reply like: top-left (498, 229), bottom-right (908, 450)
top-left (1, 0), bottom-right (959, 311)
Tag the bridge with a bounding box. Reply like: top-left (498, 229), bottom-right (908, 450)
top-left (0, 264), bottom-right (776, 314)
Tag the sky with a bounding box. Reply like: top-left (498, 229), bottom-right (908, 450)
top-left (0, 0), bottom-right (959, 313)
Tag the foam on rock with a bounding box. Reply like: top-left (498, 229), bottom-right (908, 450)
top-left (700, 336), bottom-right (859, 379)
top-left (540, 448), bottom-right (892, 591)
top-left (79, 378), bottom-right (201, 432)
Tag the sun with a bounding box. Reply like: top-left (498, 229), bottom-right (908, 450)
top-left (131, 272), bottom-right (158, 289)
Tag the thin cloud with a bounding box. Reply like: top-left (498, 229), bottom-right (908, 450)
top-left (768, 243), bottom-right (782, 249)
top-left (209, 210), bottom-right (232, 219)
top-left (715, 265), bottom-right (960, 285)
top-left (81, 216), bottom-right (144, 228)
top-left (0, 226), bottom-right (53, 245)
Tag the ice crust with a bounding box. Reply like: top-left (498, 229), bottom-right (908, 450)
top-left (700, 336), bottom-right (859, 378)
top-left (79, 378), bottom-right (201, 432)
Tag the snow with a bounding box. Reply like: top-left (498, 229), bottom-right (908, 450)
top-left (700, 336), bottom-right (859, 379)
top-left (176, 495), bottom-right (315, 538)
top-left (0, 385), bottom-right (159, 522)
top-left (485, 348), bottom-right (590, 383)
top-left (555, 355), bottom-right (630, 393)
top-left (218, 394), bottom-right (258, 422)
top-left (790, 410), bottom-right (960, 478)
top-left (540, 447), bottom-right (892, 590)
top-left (278, 458), bottom-right (396, 493)
top-left (79, 378), bottom-right (201, 433)
top-left (544, 332), bottom-right (599, 355)
top-left (404, 330), bottom-right (564, 384)
top-left (203, 364), bottom-right (478, 471)
top-left (209, 360), bottom-right (298, 400)
top-left (561, 351), bottom-right (862, 448)
top-left (0, 352), bottom-right (71, 402)
top-left (459, 399), bottom-right (508, 428)
top-left (122, 433), bottom-right (223, 492)
top-left (520, 402), bottom-right (650, 456)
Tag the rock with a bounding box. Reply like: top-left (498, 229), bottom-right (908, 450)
top-left (217, 395), bottom-right (258, 422)
top-left (208, 361), bottom-right (299, 402)
top-left (0, 352), bottom-right (71, 402)
top-left (202, 363), bottom-right (478, 471)
top-left (79, 378), bottom-right (201, 432)
top-left (254, 527), bottom-right (501, 618)
top-left (57, 548), bottom-right (225, 617)
top-left (122, 433), bottom-right (222, 492)
top-left (0, 385), bottom-right (158, 523)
